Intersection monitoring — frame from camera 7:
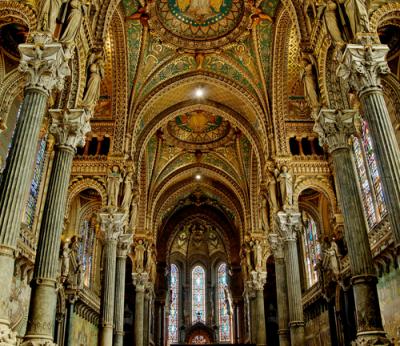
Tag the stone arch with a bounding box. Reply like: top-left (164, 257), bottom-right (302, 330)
top-left (0, 1), bottom-right (37, 31)
top-left (293, 177), bottom-right (338, 212)
top-left (66, 178), bottom-right (107, 217)
top-left (370, 2), bottom-right (400, 33)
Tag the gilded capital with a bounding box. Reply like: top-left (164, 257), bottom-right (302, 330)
top-left (337, 44), bottom-right (390, 95)
top-left (18, 33), bottom-right (71, 95)
top-left (99, 212), bottom-right (126, 242)
top-left (275, 211), bottom-right (301, 242)
top-left (314, 109), bottom-right (357, 153)
top-left (49, 109), bottom-right (91, 150)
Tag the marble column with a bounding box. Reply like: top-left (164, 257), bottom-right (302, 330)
top-left (0, 33), bottom-right (69, 344)
top-left (314, 109), bottom-right (389, 344)
top-left (249, 271), bottom-right (267, 346)
top-left (276, 212), bottom-right (305, 346)
top-left (23, 109), bottom-right (90, 346)
top-left (133, 272), bottom-right (149, 346)
top-left (65, 294), bottom-right (78, 346)
top-left (99, 212), bottom-right (125, 346)
top-left (269, 234), bottom-right (290, 346)
top-left (338, 43), bottom-right (400, 246)
top-left (113, 234), bottom-right (132, 346)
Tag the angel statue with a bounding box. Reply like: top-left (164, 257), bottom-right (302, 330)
top-left (38, 0), bottom-right (67, 34)
top-left (121, 172), bottom-right (135, 211)
top-left (317, 0), bottom-right (344, 44)
top-left (340, 0), bottom-right (370, 36)
top-left (300, 59), bottom-right (320, 115)
top-left (82, 54), bottom-right (105, 110)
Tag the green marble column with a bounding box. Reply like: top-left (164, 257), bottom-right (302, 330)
top-left (269, 234), bottom-right (290, 346)
top-left (314, 109), bottom-right (390, 345)
top-left (0, 33), bottom-right (69, 344)
top-left (22, 109), bottom-right (90, 346)
top-left (338, 43), bottom-right (400, 246)
top-left (99, 212), bottom-right (125, 346)
top-left (276, 212), bottom-right (305, 346)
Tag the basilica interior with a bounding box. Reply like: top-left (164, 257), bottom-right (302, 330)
top-left (0, 0), bottom-right (399, 345)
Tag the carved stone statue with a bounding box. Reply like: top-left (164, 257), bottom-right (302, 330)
top-left (317, 0), bottom-right (344, 43)
top-left (265, 167), bottom-right (278, 211)
top-left (81, 55), bottom-right (105, 109)
top-left (135, 240), bottom-right (146, 273)
top-left (340, 0), bottom-right (369, 36)
top-left (301, 60), bottom-right (320, 113)
top-left (38, 0), bottom-right (67, 34)
top-left (129, 189), bottom-right (139, 228)
top-left (121, 172), bottom-right (134, 211)
top-left (60, 0), bottom-right (87, 44)
top-left (325, 239), bottom-right (341, 281)
top-left (277, 166), bottom-right (293, 208)
top-left (60, 241), bottom-right (71, 281)
top-left (254, 240), bottom-right (263, 270)
top-left (107, 166), bottom-right (123, 208)
top-left (260, 195), bottom-right (269, 232)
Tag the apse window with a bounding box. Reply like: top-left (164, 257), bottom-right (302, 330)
top-left (192, 265), bottom-right (206, 324)
top-left (168, 264), bottom-right (179, 343)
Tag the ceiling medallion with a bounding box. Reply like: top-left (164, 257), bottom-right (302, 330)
top-left (164, 110), bottom-right (235, 149)
top-left (150, 0), bottom-right (250, 50)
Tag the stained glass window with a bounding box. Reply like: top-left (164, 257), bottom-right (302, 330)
top-left (217, 263), bottom-right (232, 342)
top-left (192, 265), bottom-right (206, 324)
top-left (24, 137), bottom-right (47, 228)
top-left (352, 120), bottom-right (386, 228)
top-left (168, 264), bottom-right (179, 344)
top-left (78, 218), bottom-right (96, 287)
top-left (302, 212), bottom-right (321, 288)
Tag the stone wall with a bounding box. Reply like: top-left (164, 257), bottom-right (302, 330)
top-left (71, 312), bottom-right (99, 346)
top-left (377, 267), bottom-right (400, 344)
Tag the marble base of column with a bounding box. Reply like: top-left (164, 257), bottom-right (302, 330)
top-left (289, 321), bottom-right (305, 345)
top-left (278, 329), bottom-right (290, 346)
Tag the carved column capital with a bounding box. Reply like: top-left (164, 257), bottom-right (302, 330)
top-left (49, 109), bottom-right (91, 150)
top-left (313, 109), bottom-right (358, 153)
top-left (99, 212), bottom-right (126, 242)
top-left (337, 44), bottom-right (390, 95)
top-left (268, 233), bottom-right (284, 259)
top-left (18, 33), bottom-right (71, 95)
top-left (117, 234), bottom-right (132, 257)
top-left (132, 272), bottom-right (149, 291)
top-left (249, 271), bottom-right (267, 291)
top-left (276, 211), bottom-right (301, 242)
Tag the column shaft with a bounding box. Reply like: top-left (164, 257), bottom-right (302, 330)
top-left (255, 289), bottom-right (267, 346)
top-left (284, 239), bottom-right (305, 345)
top-left (331, 148), bottom-right (385, 337)
top-left (24, 146), bottom-right (75, 343)
top-left (360, 88), bottom-right (400, 244)
top-left (0, 90), bottom-right (47, 334)
top-left (275, 257), bottom-right (290, 346)
top-left (135, 287), bottom-right (145, 346)
top-left (100, 239), bottom-right (118, 346)
top-left (113, 255), bottom-right (127, 346)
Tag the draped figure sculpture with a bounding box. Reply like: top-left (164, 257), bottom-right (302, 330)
top-left (317, 0), bottom-right (344, 43)
top-left (278, 166), bottom-right (293, 208)
top-left (60, 0), bottom-right (87, 44)
top-left (121, 172), bottom-right (134, 211)
top-left (82, 55), bottom-right (105, 110)
top-left (301, 59), bottom-right (320, 116)
top-left (107, 166), bottom-right (123, 208)
top-left (340, 0), bottom-right (369, 36)
top-left (38, 0), bottom-right (67, 34)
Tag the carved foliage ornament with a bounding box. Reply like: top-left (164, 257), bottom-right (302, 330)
top-left (18, 33), bottom-right (71, 94)
top-left (49, 109), bottom-right (91, 149)
top-left (313, 109), bottom-right (357, 152)
top-left (337, 44), bottom-right (390, 94)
